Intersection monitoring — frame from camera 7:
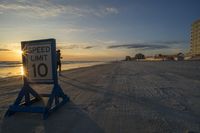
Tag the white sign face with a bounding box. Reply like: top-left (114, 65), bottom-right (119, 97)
top-left (24, 43), bottom-right (53, 82)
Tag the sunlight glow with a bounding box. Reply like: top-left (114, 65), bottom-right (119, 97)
top-left (18, 50), bottom-right (24, 55)
top-left (20, 66), bottom-right (24, 76)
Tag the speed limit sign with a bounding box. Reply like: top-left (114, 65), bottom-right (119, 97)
top-left (5, 38), bottom-right (69, 119)
top-left (21, 39), bottom-right (56, 83)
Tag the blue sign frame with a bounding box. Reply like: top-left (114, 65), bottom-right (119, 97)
top-left (5, 39), bottom-right (69, 119)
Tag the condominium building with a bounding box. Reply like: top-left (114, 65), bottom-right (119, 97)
top-left (190, 19), bottom-right (200, 56)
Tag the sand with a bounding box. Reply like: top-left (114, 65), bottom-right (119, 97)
top-left (0, 61), bottom-right (200, 133)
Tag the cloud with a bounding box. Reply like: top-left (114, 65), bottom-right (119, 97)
top-left (58, 45), bottom-right (79, 49)
top-left (92, 7), bottom-right (119, 17)
top-left (108, 43), bottom-right (170, 50)
top-left (0, 48), bottom-right (11, 51)
top-left (153, 41), bottom-right (187, 45)
top-left (0, 1), bottom-right (119, 18)
top-left (57, 44), bottom-right (96, 50)
top-left (0, 1), bottom-right (65, 17)
top-left (107, 40), bottom-right (188, 51)
top-left (64, 27), bottom-right (107, 33)
top-left (83, 46), bottom-right (95, 49)
top-left (97, 40), bottom-right (117, 44)
top-left (105, 7), bottom-right (118, 14)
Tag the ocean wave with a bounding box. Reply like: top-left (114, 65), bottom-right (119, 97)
top-left (0, 61), bottom-right (22, 67)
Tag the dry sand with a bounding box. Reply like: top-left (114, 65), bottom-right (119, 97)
top-left (0, 61), bottom-right (200, 133)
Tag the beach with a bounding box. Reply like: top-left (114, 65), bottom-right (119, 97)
top-left (0, 61), bottom-right (200, 133)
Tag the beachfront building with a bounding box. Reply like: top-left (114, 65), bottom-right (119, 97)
top-left (190, 19), bottom-right (200, 57)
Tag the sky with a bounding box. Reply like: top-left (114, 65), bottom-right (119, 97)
top-left (0, 0), bottom-right (200, 61)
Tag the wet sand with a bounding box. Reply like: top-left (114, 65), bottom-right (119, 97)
top-left (0, 61), bottom-right (200, 133)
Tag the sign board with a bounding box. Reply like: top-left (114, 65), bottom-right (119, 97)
top-left (5, 38), bottom-right (69, 119)
top-left (21, 39), bottom-right (56, 83)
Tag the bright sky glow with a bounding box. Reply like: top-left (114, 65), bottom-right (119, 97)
top-left (0, 0), bottom-right (200, 61)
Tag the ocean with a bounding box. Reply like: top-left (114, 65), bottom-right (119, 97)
top-left (0, 61), bottom-right (106, 78)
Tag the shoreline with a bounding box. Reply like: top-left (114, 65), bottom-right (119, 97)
top-left (0, 60), bottom-right (199, 79)
top-left (1, 59), bottom-right (199, 79)
top-left (0, 61), bottom-right (109, 79)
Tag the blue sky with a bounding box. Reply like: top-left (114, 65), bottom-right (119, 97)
top-left (0, 0), bottom-right (200, 61)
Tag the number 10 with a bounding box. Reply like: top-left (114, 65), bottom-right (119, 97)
top-left (32, 63), bottom-right (48, 77)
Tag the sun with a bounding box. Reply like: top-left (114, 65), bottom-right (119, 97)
top-left (18, 50), bottom-right (24, 55)
top-left (13, 49), bottom-right (24, 56)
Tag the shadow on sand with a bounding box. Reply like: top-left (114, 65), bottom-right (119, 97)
top-left (1, 102), bottom-right (104, 133)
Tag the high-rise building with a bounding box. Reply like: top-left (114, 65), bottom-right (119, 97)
top-left (190, 19), bottom-right (200, 56)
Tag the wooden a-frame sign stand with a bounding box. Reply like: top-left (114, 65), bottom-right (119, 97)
top-left (5, 39), bottom-right (69, 119)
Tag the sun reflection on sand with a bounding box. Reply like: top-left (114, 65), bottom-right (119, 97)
top-left (20, 66), bottom-right (24, 76)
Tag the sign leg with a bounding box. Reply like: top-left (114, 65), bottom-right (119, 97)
top-left (43, 84), bottom-right (69, 119)
top-left (5, 84), bottom-right (42, 117)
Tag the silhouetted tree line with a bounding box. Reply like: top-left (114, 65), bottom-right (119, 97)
top-left (124, 52), bottom-right (184, 61)
top-left (125, 53), bottom-right (145, 61)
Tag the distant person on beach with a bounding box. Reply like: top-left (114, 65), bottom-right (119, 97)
top-left (56, 49), bottom-right (62, 75)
